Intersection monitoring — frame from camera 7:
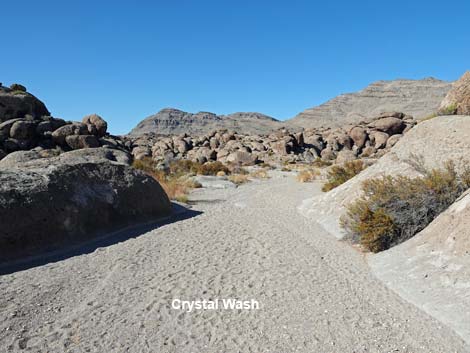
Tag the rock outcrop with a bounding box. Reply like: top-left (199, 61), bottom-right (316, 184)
top-left (129, 108), bottom-right (283, 136)
top-left (0, 84), bottom-right (50, 122)
top-left (289, 78), bottom-right (451, 129)
top-left (439, 71), bottom-right (470, 115)
top-left (0, 87), bottom-right (128, 161)
top-left (129, 112), bottom-right (415, 167)
top-left (0, 148), bottom-right (172, 262)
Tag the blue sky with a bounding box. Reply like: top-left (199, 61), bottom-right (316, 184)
top-left (2, 0), bottom-right (469, 134)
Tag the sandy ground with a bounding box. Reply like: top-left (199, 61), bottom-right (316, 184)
top-left (0, 172), bottom-right (468, 353)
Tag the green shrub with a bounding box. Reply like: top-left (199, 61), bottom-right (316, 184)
top-left (439, 103), bottom-right (458, 116)
top-left (10, 83), bottom-right (26, 92)
top-left (169, 159), bottom-right (229, 176)
top-left (322, 160), bottom-right (365, 192)
top-left (341, 160), bottom-right (470, 252)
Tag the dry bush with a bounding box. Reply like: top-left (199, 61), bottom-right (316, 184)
top-left (132, 157), bottom-right (201, 202)
top-left (341, 160), bottom-right (470, 252)
top-left (196, 161), bottom-right (230, 175)
top-left (322, 160), bottom-right (365, 192)
top-left (228, 174), bottom-right (249, 185)
top-left (250, 168), bottom-right (270, 179)
top-left (297, 169), bottom-right (319, 183)
top-left (169, 160), bottom-right (229, 176)
top-left (312, 158), bottom-right (332, 168)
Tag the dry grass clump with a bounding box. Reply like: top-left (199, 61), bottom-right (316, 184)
top-left (341, 160), bottom-right (470, 253)
top-left (250, 168), bottom-right (270, 179)
top-left (132, 157), bottom-right (202, 202)
top-left (322, 160), bottom-right (365, 192)
top-left (228, 174), bottom-right (250, 185)
top-left (297, 169), bottom-right (319, 183)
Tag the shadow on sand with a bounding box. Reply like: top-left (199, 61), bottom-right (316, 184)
top-left (0, 203), bottom-right (201, 276)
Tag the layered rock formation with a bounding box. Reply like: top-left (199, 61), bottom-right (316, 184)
top-left (289, 78), bottom-right (451, 129)
top-left (129, 108), bottom-right (282, 136)
top-left (129, 112), bottom-right (416, 166)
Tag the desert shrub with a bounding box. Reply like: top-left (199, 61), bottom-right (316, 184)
top-left (10, 83), bottom-right (26, 92)
top-left (438, 103), bottom-right (458, 116)
top-left (132, 157), bottom-right (200, 202)
top-left (132, 157), bottom-right (156, 174)
top-left (228, 174), bottom-right (249, 185)
top-left (228, 164), bottom-right (248, 175)
top-left (196, 161), bottom-right (230, 175)
top-left (297, 169), bottom-right (319, 183)
top-left (259, 162), bottom-right (274, 169)
top-left (250, 168), bottom-right (270, 179)
top-left (322, 160), bottom-right (365, 192)
top-left (169, 159), bottom-right (229, 176)
top-left (341, 161), bottom-right (470, 252)
top-left (312, 158), bottom-right (332, 168)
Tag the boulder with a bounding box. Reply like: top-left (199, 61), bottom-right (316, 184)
top-left (386, 134), bottom-right (402, 148)
top-left (65, 135), bottom-right (100, 150)
top-left (82, 114), bottom-right (108, 137)
top-left (335, 150), bottom-right (357, 164)
top-left (0, 86), bottom-right (50, 122)
top-left (0, 148), bottom-right (171, 262)
top-left (371, 131), bottom-right (389, 149)
top-left (304, 134), bottom-right (325, 152)
top-left (369, 117), bottom-right (405, 135)
top-left (349, 127), bottom-right (367, 149)
top-left (10, 120), bottom-right (37, 140)
top-left (226, 151), bottom-right (258, 166)
top-left (321, 147), bottom-right (336, 161)
top-left (52, 123), bottom-right (88, 145)
top-left (439, 71), bottom-right (470, 115)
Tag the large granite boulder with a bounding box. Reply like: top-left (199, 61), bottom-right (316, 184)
top-left (0, 85), bottom-right (50, 122)
top-left (0, 148), bottom-right (172, 262)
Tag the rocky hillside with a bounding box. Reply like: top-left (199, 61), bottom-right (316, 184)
top-left (129, 108), bottom-right (283, 136)
top-left (288, 78), bottom-right (451, 129)
top-left (130, 112), bottom-right (415, 167)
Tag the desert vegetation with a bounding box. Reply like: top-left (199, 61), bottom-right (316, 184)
top-left (322, 160), bottom-right (365, 192)
top-left (297, 169), bottom-right (320, 183)
top-left (341, 160), bottom-right (470, 252)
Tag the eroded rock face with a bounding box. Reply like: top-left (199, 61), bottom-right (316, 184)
top-left (439, 71), bottom-right (470, 115)
top-left (0, 148), bottom-right (171, 262)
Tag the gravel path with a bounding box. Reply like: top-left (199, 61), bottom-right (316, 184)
top-left (0, 173), bottom-right (468, 352)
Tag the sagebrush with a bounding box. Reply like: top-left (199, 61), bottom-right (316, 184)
top-left (322, 160), bottom-right (365, 192)
top-left (341, 160), bottom-right (470, 252)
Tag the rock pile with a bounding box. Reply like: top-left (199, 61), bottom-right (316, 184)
top-left (129, 112), bottom-right (416, 167)
top-left (0, 84), bottom-right (127, 160)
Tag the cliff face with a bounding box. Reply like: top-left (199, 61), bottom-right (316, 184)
top-left (129, 108), bottom-right (282, 136)
top-left (288, 78), bottom-right (452, 129)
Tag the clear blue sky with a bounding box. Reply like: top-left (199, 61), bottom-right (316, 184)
top-left (2, 0), bottom-right (469, 134)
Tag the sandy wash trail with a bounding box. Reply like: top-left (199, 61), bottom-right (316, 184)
top-left (0, 172), bottom-right (468, 353)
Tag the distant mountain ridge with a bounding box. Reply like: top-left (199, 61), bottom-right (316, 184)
top-left (289, 77), bottom-right (452, 128)
top-left (129, 77), bottom-right (453, 136)
top-left (129, 108), bottom-right (282, 136)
